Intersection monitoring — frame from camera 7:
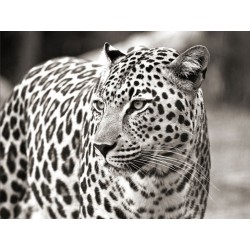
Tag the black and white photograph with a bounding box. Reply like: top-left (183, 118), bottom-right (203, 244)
top-left (1, 31), bottom-right (249, 220)
top-left (0, 1), bottom-right (249, 248)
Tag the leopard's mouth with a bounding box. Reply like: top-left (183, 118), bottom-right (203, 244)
top-left (104, 161), bottom-right (131, 176)
top-left (104, 156), bottom-right (150, 174)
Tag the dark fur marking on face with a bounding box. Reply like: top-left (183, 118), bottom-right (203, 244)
top-left (175, 100), bottom-right (185, 112)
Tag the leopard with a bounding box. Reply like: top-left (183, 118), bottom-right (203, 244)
top-left (0, 42), bottom-right (211, 219)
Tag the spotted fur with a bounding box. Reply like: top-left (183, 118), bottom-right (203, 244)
top-left (0, 43), bottom-right (210, 219)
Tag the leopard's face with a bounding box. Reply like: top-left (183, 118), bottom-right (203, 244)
top-left (92, 46), bottom-right (207, 174)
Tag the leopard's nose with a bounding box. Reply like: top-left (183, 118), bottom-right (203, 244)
top-left (93, 142), bottom-right (117, 158)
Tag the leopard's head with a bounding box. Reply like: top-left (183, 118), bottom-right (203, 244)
top-left (92, 43), bottom-right (210, 175)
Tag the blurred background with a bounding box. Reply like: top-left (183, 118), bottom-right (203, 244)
top-left (0, 31), bottom-right (250, 218)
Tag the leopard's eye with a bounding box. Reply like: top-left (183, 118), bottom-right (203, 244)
top-left (93, 100), bottom-right (105, 112)
top-left (127, 98), bottom-right (152, 114)
top-left (130, 100), bottom-right (147, 111)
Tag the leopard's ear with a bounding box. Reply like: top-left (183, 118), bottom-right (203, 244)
top-left (169, 45), bottom-right (210, 90)
top-left (103, 42), bottom-right (125, 65)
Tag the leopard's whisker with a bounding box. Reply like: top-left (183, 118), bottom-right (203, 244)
top-left (142, 149), bottom-right (219, 192)
top-left (149, 146), bottom-right (214, 178)
top-left (132, 157), bottom-right (189, 202)
top-left (144, 148), bottom-right (205, 171)
top-left (145, 156), bottom-right (215, 203)
top-left (133, 157), bottom-right (202, 202)
top-left (142, 151), bottom-right (209, 181)
top-left (140, 154), bottom-right (215, 202)
top-left (129, 161), bottom-right (148, 176)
